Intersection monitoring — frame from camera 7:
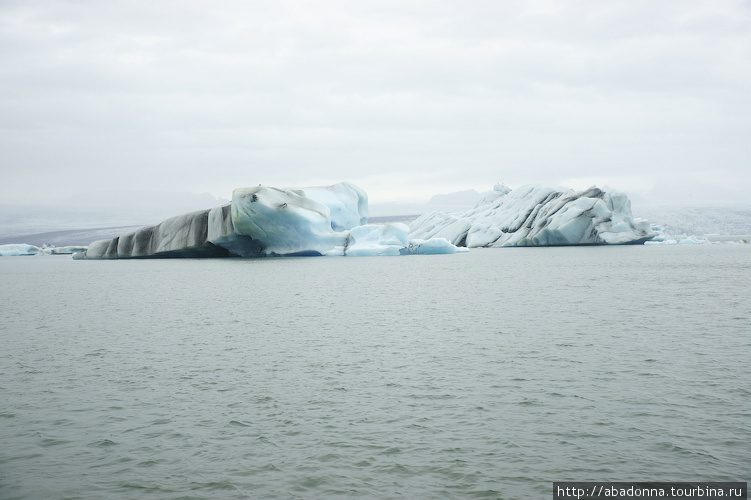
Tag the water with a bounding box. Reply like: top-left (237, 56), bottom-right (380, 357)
top-left (1, 245), bottom-right (749, 499)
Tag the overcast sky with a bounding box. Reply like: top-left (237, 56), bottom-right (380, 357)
top-left (1, 0), bottom-right (749, 206)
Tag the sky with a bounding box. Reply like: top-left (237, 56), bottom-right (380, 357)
top-left (1, 0), bottom-right (749, 206)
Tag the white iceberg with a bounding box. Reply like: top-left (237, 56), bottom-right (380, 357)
top-left (343, 224), bottom-right (459, 256)
top-left (409, 184), bottom-right (657, 247)
top-left (645, 234), bottom-right (710, 245)
top-left (677, 235), bottom-right (710, 245)
top-left (75, 182), bottom-right (459, 259)
top-left (0, 243), bottom-right (42, 256)
top-left (42, 246), bottom-right (89, 255)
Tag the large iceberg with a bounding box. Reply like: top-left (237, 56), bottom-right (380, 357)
top-left (408, 184), bottom-right (656, 247)
top-left (75, 182), bottom-right (458, 259)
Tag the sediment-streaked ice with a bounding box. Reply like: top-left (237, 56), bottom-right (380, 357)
top-left (74, 182), bottom-right (459, 259)
top-left (409, 184), bottom-right (657, 247)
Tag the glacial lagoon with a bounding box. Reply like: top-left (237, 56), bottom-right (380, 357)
top-left (1, 244), bottom-right (749, 499)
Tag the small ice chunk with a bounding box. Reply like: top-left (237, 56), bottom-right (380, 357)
top-left (345, 223), bottom-right (409, 256)
top-left (0, 244), bottom-right (41, 256)
top-left (407, 238), bottom-right (459, 255)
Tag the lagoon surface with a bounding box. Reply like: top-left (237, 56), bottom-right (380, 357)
top-left (1, 245), bottom-right (749, 499)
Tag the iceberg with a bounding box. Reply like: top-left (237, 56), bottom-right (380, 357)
top-left (644, 234), bottom-right (710, 245)
top-left (345, 223), bottom-right (409, 256)
top-left (74, 182), bottom-right (459, 259)
top-left (0, 243), bottom-right (42, 256)
top-left (68, 181), bottom-right (664, 259)
top-left (0, 244), bottom-right (89, 256)
top-left (408, 184), bottom-right (657, 247)
top-left (230, 185), bottom-right (351, 256)
top-left (43, 246), bottom-right (89, 255)
top-left (407, 238), bottom-right (462, 255)
top-left (341, 223), bottom-right (459, 256)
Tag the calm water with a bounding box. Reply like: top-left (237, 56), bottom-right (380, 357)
top-left (1, 245), bottom-right (749, 499)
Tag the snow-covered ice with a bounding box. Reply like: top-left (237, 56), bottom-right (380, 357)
top-left (409, 184), bottom-right (657, 247)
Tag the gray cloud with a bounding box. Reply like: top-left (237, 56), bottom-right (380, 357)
top-left (1, 0), bottom-right (749, 205)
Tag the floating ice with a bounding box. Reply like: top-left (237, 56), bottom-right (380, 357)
top-left (42, 246), bottom-right (89, 255)
top-left (678, 235), bottom-right (710, 245)
top-left (74, 182), bottom-right (459, 259)
top-left (231, 186), bottom-right (351, 256)
top-left (71, 181), bottom-right (663, 259)
top-left (345, 223), bottom-right (410, 256)
top-left (407, 238), bottom-right (460, 255)
top-left (0, 244), bottom-right (41, 256)
top-left (0, 244), bottom-right (90, 257)
top-left (409, 184), bottom-right (657, 247)
top-left (645, 234), bottom-right (710, 245)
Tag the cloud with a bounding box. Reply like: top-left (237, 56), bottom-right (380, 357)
top-left (0, 0), bottom-right (749, 206)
